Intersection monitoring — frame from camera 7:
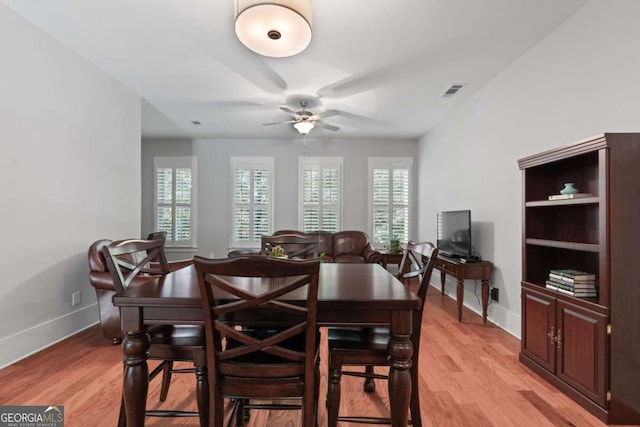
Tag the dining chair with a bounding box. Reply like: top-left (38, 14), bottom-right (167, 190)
top-left (261, 233), bottom-right (319, 259)
top-left (146, 230), bottom-right (167, 245)
top-left (227, 248), bottom-right (261, 257)
top-left (193, 255), bottom-right (321, 427)
top-left (396, 241), bottom-right (433, 285)
top-left (102, 239), bottom-right (208, 427)
top-left (326, 242), bottom-right (438, 426)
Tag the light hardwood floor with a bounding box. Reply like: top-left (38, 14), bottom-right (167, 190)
top-left (0, 285), bottom-right (632, 426)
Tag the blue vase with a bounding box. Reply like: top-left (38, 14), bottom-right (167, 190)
top-left (560, 183), bottom-right (578, 195)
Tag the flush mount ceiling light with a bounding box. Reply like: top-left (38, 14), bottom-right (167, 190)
top-left (234, 0), bottom-right (313, 58)
top-left (293, 120), bottom-right (314, 134)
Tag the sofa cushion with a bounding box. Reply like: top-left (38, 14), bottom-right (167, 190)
top-left (312, 231), bottom-right (334, 258)
top-left (333, 231), bottom-right (369, 257)
top-left (272, 230), bottom-right (380, 264)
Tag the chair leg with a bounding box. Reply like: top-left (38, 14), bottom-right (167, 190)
top-left (234, 399), bottom-right (246, 426)
top-left (364, 365), bottom-right (376, 392)
top-left (314, 358), bottom-right (321, 425)
top-left (159, 360), bottom-right (173, 402)
top-left (118, 396), bottom-right (126, 427)
top-left (409, 362), bottom-right (422, 427)
top-left (327, 355), bottom-right (342, 427)
top-left (303, 362), bottom-right (317, 427)
top-left (195, 365), bottom-right (209, 427)
top-left (213, 394), bottom-right (224, 427)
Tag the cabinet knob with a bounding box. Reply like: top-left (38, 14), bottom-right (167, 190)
top-left (547, 326), bottom-right (555, 343)
top-left (556, 329), bottom-right (562, 350)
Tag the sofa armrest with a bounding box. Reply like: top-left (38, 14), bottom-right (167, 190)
top-left (363, 244), bottom-right (383, 264)
top-left (89, 271), bottom-right (116, 291)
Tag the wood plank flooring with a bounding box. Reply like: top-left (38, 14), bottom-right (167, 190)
top-left (0, 285), bottom-right (633, 426)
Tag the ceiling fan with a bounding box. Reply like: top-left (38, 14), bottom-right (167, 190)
top-left (262, 100), bottom-right (340, 134)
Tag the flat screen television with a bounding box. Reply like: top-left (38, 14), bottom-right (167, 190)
top-left (436, 210), bottom-right (472, 258)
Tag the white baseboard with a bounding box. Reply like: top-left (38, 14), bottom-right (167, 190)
top-left (0, 303), bottom-right (99, 369)
top-left (427, 281), bottom-right (521, 339)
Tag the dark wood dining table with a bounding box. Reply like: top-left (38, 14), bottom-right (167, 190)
top-left (114, 262), bottom-right (421, 427)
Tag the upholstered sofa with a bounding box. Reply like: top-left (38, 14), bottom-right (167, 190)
top-left (273, 230), bottom-right (382, 264)
top-left (88, 239), bottom-right (192, 344)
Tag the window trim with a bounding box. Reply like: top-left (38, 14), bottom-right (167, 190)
top-left (298, 156), bottom-right (343, 232)
top-left (153, 156), bottom-right (198, 248)
top-left (229, 156), bottom-right (275, 249)
top-left (367, 157), bottom-right (413, 247)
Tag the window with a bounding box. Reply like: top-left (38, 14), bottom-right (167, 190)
top-left (230, 157), bottom-right (274, 248)
top-left (368, 158), bottom-right (413, 246)
top-left (298, 157), bottom-right (342, 233)
top-left (154, 157), bottom-right (197, 247)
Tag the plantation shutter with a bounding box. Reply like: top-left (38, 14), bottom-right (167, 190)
top-left (369, 158), bottom-right (412, 246)
top-left (299, 158), bottom-right (342, 233)
top-left (231, 158), bottom-right (274, 247)
top-left (153, 157), bottom-right (197, 247)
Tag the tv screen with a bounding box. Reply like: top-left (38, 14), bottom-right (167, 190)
top-left (437, 210), bottom-right (472, 258)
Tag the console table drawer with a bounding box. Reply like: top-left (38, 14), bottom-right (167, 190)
top-left (435, 259), bottom-right (455, 274)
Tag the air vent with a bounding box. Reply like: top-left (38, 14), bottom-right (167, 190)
top-left (442, 84), bottom-right (465, 98)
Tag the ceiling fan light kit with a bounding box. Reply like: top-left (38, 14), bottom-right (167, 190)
top-left (293, 121), bottom-right (314, 134)
top-left (234, 0), bottom-right (313, 58)
top-left (263, 99), bottom-right (340, 134)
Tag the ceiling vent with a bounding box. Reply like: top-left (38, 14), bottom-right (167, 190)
top-left (442, 84), bottom-right (465, 97)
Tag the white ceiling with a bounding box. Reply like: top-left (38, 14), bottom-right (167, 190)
top-left (3, 0), bottom-right (588, 140)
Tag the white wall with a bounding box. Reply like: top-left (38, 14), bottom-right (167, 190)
top-left (142, 138), bottom-right (417, 259)
top-left (0, 5), bottom-right (141, 367)
top-left (416, 0), bottom-right (640, 336)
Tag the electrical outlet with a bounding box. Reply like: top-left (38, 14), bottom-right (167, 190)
top-left (72, 291), bottom-right (81, 307)
top-left (490, 288), bottom-right (499, 302)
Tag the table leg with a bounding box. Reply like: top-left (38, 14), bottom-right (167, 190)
top-left (481, 279), bottom-right (489, 323)
top-left (388, 310), bottom-right (413, 427)
top-left (440, 272), bottom-right (446, 295)
top-left (122, 327), bottom-right (150, 427)
top-left (456, 279), bottom-right (464, 321)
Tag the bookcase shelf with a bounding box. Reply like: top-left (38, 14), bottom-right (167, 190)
top-left (525, 239), bottom-right (600, 252)
top-left (518, 133), bottom-right (640, 424)
top-left (525, 196), bottom-right (599, 207)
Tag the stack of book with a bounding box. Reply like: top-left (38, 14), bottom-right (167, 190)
top-left (548, 193), bottom-right (593, 200)
top-left (546, 269), bottom-right (597, 297)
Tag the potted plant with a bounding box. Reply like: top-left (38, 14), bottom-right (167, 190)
top-left (268, 245), bottom-right (288, 258)
top-left (385, 237), bottom-right (402, 254)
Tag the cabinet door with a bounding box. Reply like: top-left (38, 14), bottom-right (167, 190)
top-left (556, 300), bottom-right (607, 406)
top-left (522, 287), bottom-right (556, 372)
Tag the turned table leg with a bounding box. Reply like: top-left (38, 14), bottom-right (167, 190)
top-left (388, 310), bottom-right (413, 427)
top-left (121, 308), bottom-right (150, 427)
top-left (481, 279), bottom-right (489, 323)
top-left (456, 279), bottom-right (464, 321)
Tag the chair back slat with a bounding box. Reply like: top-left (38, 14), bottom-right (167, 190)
top-left (261, 234), bottom-right (319, 259)
top-left (102, 239), bottom-right (169, 295)
top-left (397, 241), bottom-right (433, 284)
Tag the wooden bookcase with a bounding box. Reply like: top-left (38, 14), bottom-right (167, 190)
top-left (518, 133), bottom-right (640, 424)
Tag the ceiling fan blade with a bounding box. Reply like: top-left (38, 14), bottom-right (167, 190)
top-left (326, 107), bottom-right (384, 125)
top-left (279, 106), bottom-right (298, 115)
top-left (196, 21), bottom-right (287, 94)
top-left (262, 120), bottom-right (296, 126)
top-left (315, 122), bottom-right (340, 132)
top-left (317, 53), bottom-right (428, 99)
top-left (168, 99), bottom-right (280, 112)
top-left (313, 109), bottom-right (340, 119)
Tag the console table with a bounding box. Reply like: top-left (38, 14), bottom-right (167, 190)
top-left (434, 256), bottom-right (493, 323)
top-left (379, 250), bottom-right (404, 270)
